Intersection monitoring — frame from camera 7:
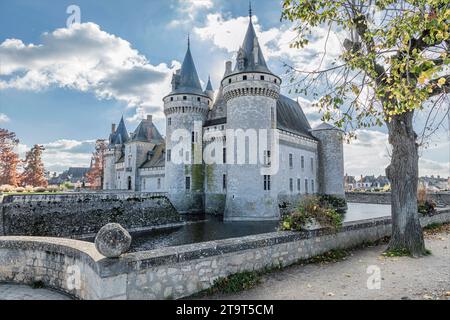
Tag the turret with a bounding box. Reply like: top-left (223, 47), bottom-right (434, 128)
top-left (222, 8), bottom-right (281, 221)
top-left (163, 39), bottom-right (212, 213)
top-left (204, 76), bottom-right (214, 100)
top-left (103, 116), bottom-right (130, 190)
top-left (310, 123), bottom-right (345, 198)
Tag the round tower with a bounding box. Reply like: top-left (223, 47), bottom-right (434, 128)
top-left (222, 11), bottom-right (281, 221)
top-left (163, 40), bottom-right (212, 213)
top-left (310, 123), bottom-right (345, 198)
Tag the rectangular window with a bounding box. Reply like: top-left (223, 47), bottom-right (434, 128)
top-left (301, 156), bottom-right (305, 170)
top-left (243, 75), bottom-right (247, 80)
top-left (223, 148), bottom-right (227, 164)
top-left (289, 179), bottom-right (294, 192)
top-left (260, 75), bottom-right (265, 81)
top-left (264, 175), bottom-right (271, 191)
top-left (263, 150), bottom-right (271, 166)
top-left (311, 158), bottom-right (314, 172)
top-left (183, 96), bottom-right (187, 100)
top-left (223, 174), bottom-right (227, 191)
top-left (312, 180), bottom-right (315, 193)
top-left (197, 97), bottom-right (201, 102)
top-left (168, 118), bottom-right (172, 126)
top-left (271, 108), bottom-right (275, 127)
top-left (289, 154), bottom-right (293, 169)
top-left (305, 179), bottom-right (309, 194)
top-left (143, 179), bottom-right (146, 190)
top-left (185, 177), bottom-right (191, 191)
top-left (167, 150), bottom-right (171, 162)
top-left (297, 179), bottom-right (301, 192)
top-left (192, 131), bottom-right (195, 143)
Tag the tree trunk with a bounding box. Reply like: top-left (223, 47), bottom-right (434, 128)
top-left (385, 111), bottom-right (426, 257)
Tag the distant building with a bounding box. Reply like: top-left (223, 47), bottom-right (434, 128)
top-left (347, 175), bottom-right (391, 191)
top-left (419, 176), bottom-right (449, 192)
top-left (48, 167), bottom-right (89, 186)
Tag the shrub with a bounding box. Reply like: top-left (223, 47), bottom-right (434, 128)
top-left (47, 185), bottom-right (60, 193)
top-left (15, 187), bottom-right (25, 193)
top-left (25, 185), bottom-right (34, 193)
top-left (418, 200), bottom-right (437, 216)
top-left (0, 185), bottom-right (15, 193)
top-left (33, 187), bottom-right (46, 193)
top-left (318, 194), bottom-right (347, 211)
top-left (281, 196), bottom-right (343, 232)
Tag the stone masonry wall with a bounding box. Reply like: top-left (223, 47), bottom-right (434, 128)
top-left (346, 192), bottom-right (450, 207)
top-left (0, 193), bottom-right (180, 238)
top-left (1, 209), bottom-right (449, 300)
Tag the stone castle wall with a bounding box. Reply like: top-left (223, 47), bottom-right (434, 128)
top-left (1, 208), bottom-right (449, 300)
top-left (0, 193), bottom-right (180, 238)
top-left (346, 192), bottom-right (450, 207)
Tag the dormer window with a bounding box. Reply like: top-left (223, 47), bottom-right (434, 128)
top-left (243, 75), bottom-right (247, 81)
top-left (183, 96), bottom-right (187, 100)
top-left (260, 75), bottom-right (265, 81)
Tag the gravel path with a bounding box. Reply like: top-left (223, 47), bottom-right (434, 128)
top-left (206, 228), bottom-right (450, 300)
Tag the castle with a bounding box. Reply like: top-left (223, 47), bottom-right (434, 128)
top-left (103, 11), bottom-right (345, 221)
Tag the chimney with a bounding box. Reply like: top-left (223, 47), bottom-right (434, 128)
top-left (111, 123), bottom-right (116, 134)
top-left (225, 61), bottom-right (232, 75)
top-left (147, 115), bottom-right (153, 122)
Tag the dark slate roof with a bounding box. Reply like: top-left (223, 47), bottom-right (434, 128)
top-left (311, 123), bottom-right (339, 131)
top-left (232, 19), bottom-right (272, 75)
top-left (140, 144), bottom-right (166, 168)
top-left (110, 117), bottom-right (130, 146)
top-left (205, 94), bottom-right (315, 140)
top-left (206, 83), bottom-right (227, 125)
top-left (170, 42), bottom-right (205, 96)
top-left (131, 118), bottom-right (164, 144)
top-left (277, 95), bottom-right (314, 139)
top-left (205, 76), bottom-right (213, 92)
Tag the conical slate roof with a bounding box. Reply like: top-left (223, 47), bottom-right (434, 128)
top-left (205, 76), bottom-right (213, 92)
top-left (233, 17), bottom-right (271, 74)
top-left (131, 117), bottom-right (164, 144)
top-left (110, 117), bottom-right (130, 145)
top-left (170, 41), bottom-right (205, 96)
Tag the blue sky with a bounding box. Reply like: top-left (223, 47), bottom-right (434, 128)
top-left (0, 0), bottom-right (448, 177)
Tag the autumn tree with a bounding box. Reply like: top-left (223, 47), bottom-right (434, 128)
top-left (86, 139), bottom-right (107, 190)
top-left (282, 0), bottom-right (449, 256)
top-left (0, 128), bottom-right (21, 186)
top-left (21, 144), bottom-right (48, 188)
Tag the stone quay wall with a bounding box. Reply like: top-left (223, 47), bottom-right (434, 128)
top-left (1, 208), bottom-right (449, 300)
top-left (346, 192), bottom-right (450, 207)
top-left (0, 193), bottom-right (180, 238)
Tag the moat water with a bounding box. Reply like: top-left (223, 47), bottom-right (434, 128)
top-left (127, 203), bottom-right (391, 252)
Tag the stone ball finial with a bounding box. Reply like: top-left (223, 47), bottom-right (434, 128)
top-left (95, 223), bottom-right (132, 258)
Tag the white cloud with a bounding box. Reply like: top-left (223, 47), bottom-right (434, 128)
top-left (168, 0), bottom-right (214, 28)
top-left (193, 13), bottom-right (344, 74)
top-left (0, 23), bottom-right (177, 122)
top-left (0, 113), bottom-right (10, 123)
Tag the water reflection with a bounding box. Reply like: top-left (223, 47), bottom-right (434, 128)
top-left (128, 203), bottom-right (392, 252)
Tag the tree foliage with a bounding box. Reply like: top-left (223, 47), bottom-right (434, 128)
top-left (20, 144), bottom-right (48, 188)
top-left (86, 139), bottom-right (107, 189)
top-left (281, 0), bottom-right (449, 256)
top-left (282, 0), bottom-right (449, 132)
top-left (0, 128), bottom-right (21, 186)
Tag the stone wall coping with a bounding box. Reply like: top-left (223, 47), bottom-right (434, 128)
top-left (1, 192), bottom-right (168, 204)
top-left (1, 210), bottom-right (449, 280)
top-left (0, 236), bottom-right (105, 271)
